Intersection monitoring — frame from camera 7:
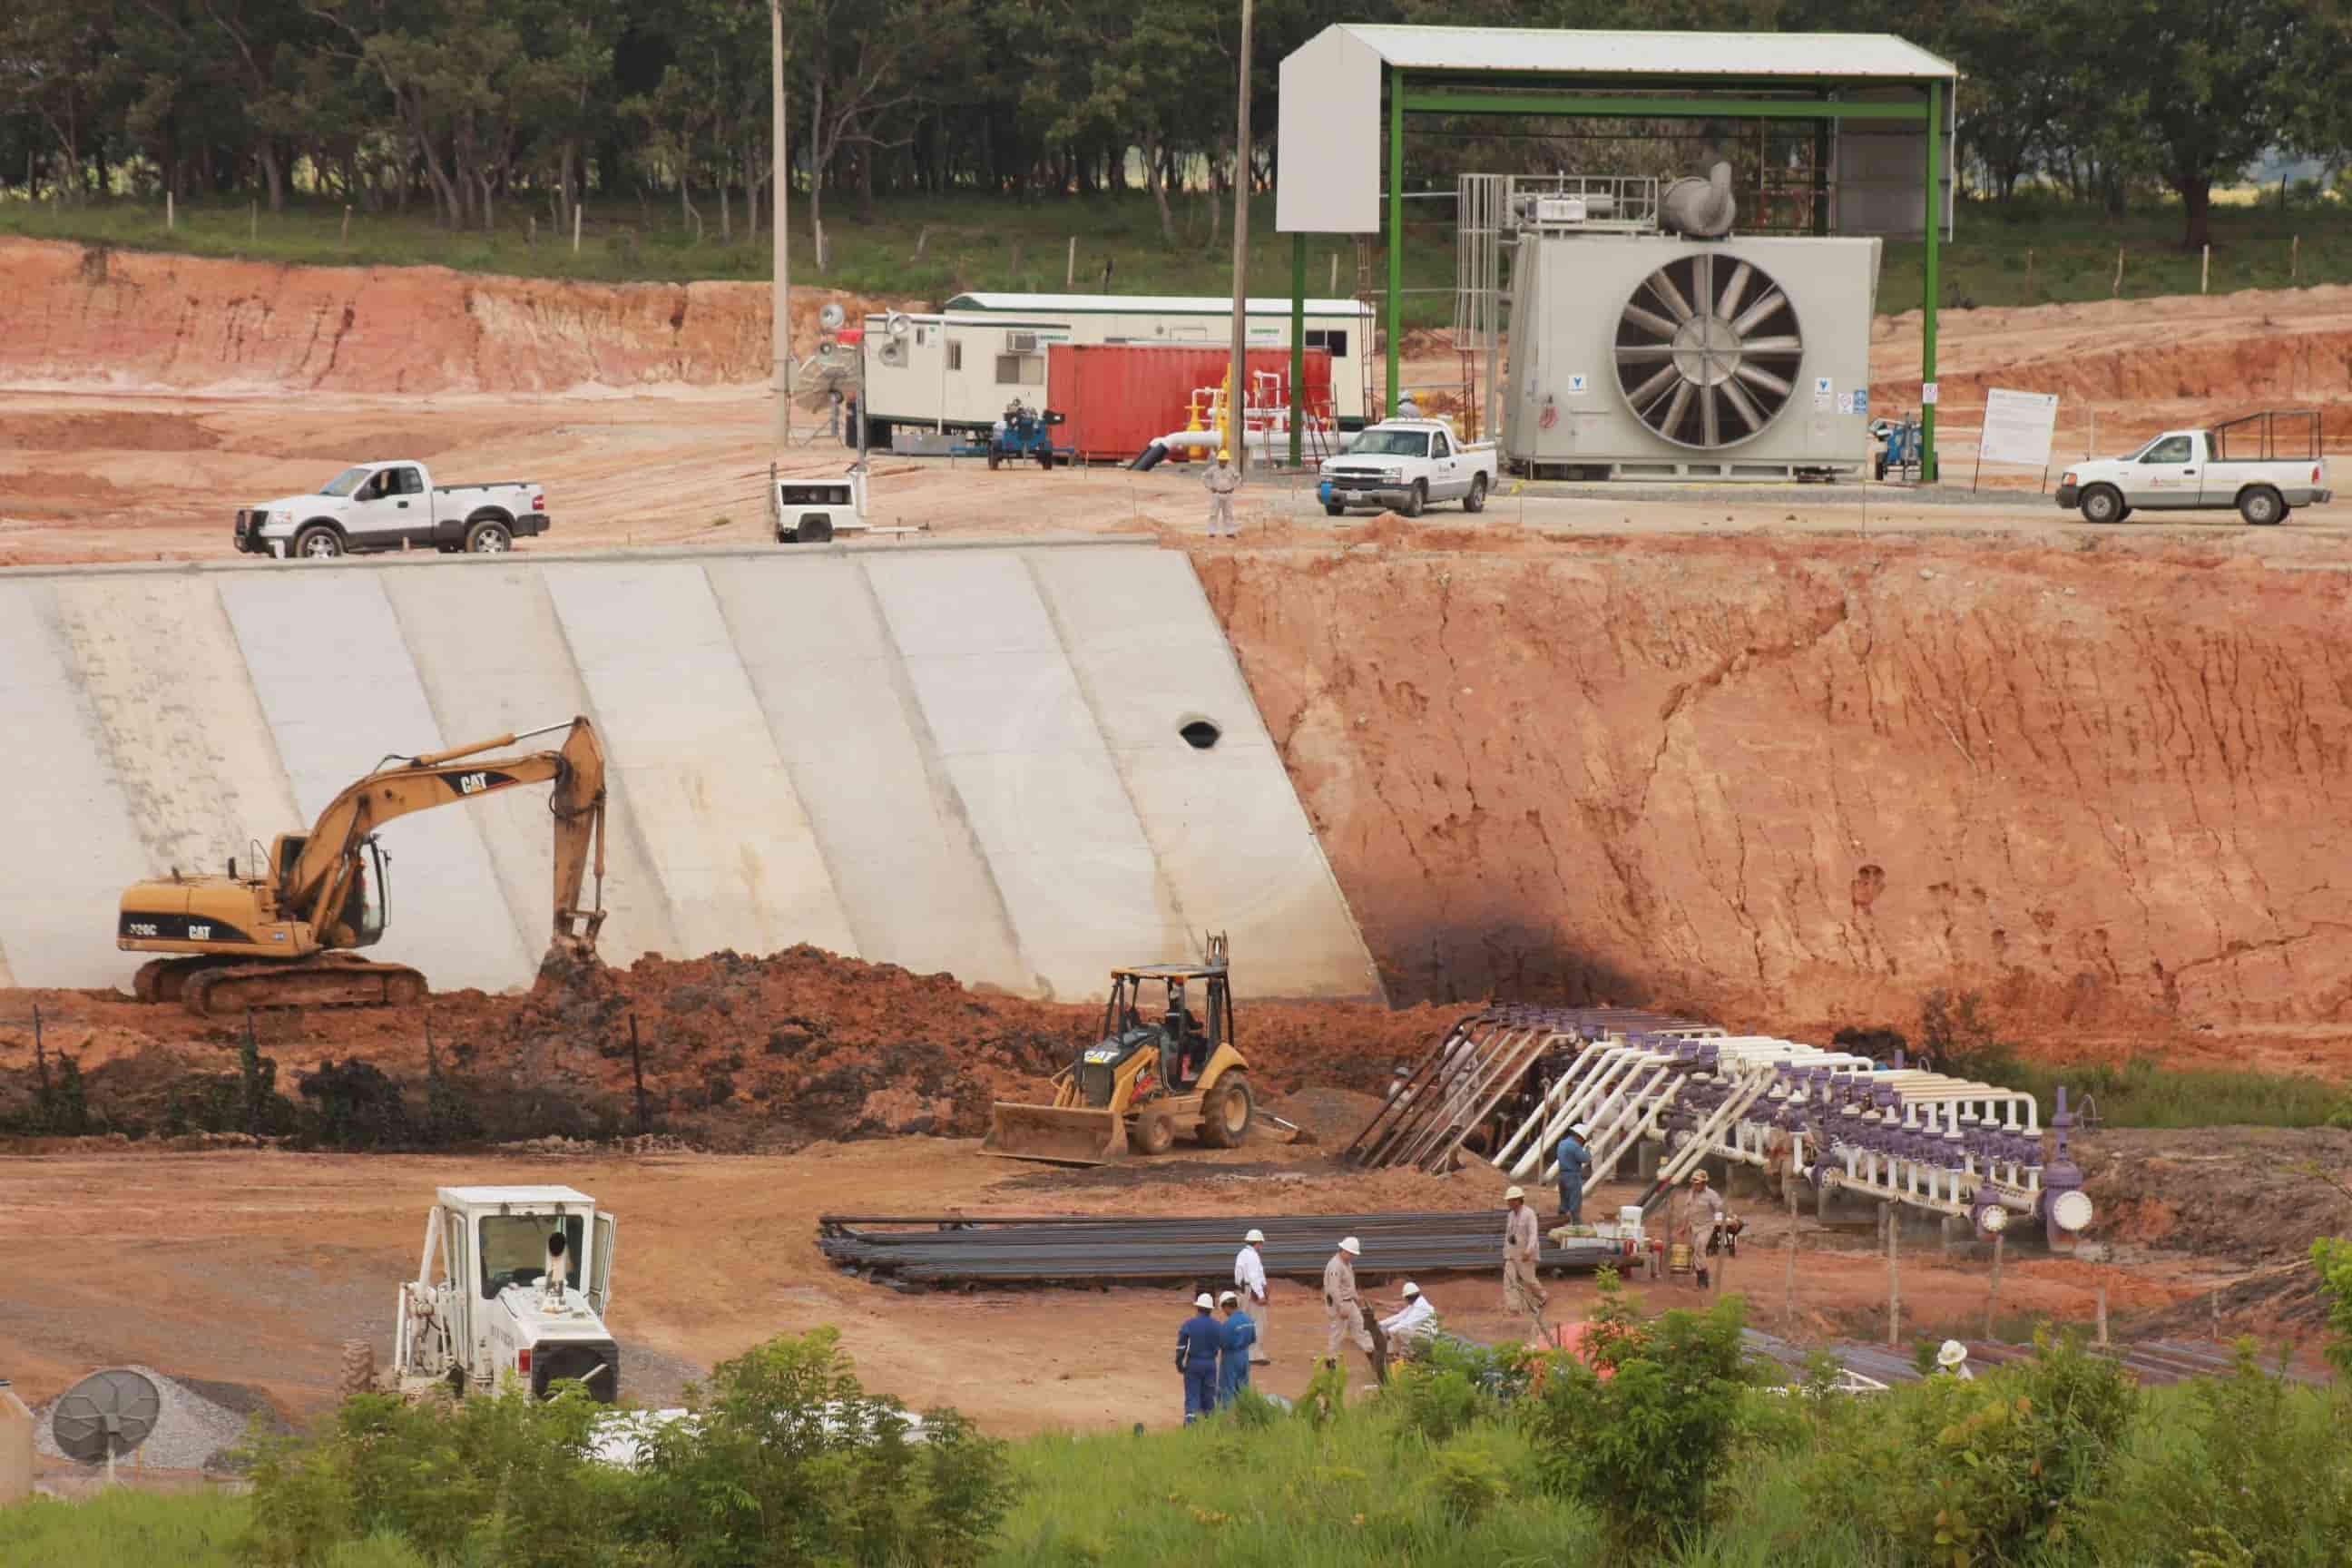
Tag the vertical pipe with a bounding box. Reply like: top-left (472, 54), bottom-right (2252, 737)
top-left (1387, 69), bottom-right (1405, 420)
top-left (1920, 77), bottom-right (1942, 484)
top-left (1227, 0), bottom-right (1255, 475)
top-left (1289, 233), bottom-right (1306, 466)
top-left (1885, 1202), bottom-right (1900, 1348)
top-left (770, 2), bottom-right (790, 458)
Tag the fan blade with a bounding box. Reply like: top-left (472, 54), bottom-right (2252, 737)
top-left (1646, 268), bottom-right (1696, 324)
top-left (1692, 254), bottom-right (1714, 323)
top-left (1614, 343), bottom-right (1676, 363)
top-left (1733, 362), bottom-right (1793, 398)
top-left (1730, 289), bottom-right (1789, 337)
top-left (1627, 364), bottom-right (1680, 407)
top-left (1720, 377), bottom-right (1766, 432)
top-left (1623, 304), bottom-right (1681, 340)
top-left (1740, 335), bottom-right (1803, 357)
top-left (1700, 382), bottom-right (1721, 446)
top-left (1660, 380), bottom-right (1695, 439)
top-left (1717, 260), bottom-right (1753, 320)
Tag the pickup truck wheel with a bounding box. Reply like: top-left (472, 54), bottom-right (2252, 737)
top-left (293, 524), bottom-right (344, 559)
top-left (2239, 486), bottom-right (2285, 526)
top-left (2078, 485), bottom-right (2124, 525)
top-left (1324, 499), bottom-right (1347, 517)
top-left (465, 520), bottom-right (514, 554)
top-left (1464, 474), bottom-right (1488, 514)
top-left (1401, 480), bottom-right (1426, 519)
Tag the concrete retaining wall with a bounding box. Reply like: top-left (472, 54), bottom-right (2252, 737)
top-left (0, 539), bottom-right (1380, 1002)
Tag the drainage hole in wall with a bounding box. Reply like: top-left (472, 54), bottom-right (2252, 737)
top-left (1179, 720), bottom-right (1222, 750)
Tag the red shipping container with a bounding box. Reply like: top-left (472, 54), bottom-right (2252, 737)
top-left (1046, 344), bottom-right (1335, 463)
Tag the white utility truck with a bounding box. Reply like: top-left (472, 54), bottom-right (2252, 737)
top-left (234, 461), bottom-right (551, 558)
top-left (361, 1184), bottom-right (620, 1403)
top-left (1318, 418), bottom-right (1501, 517)
top-left (2056, 411), bottom-right (2331, 526)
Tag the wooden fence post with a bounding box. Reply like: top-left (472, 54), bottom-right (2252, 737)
top-left (2200, 243), bottom-right (2209, 294)
top-left (1885, 1203), bottom-right (1901, 1348)
top-left (1066, 235), bottom-right (1076, 287)
top-left (340, 205), bottom-right (351, 249)
top-left (573, 203), bottom-right (582, 255)
top-left (2112, 246), bottom-right (2123, 298)
top-left (166, 191), bottom-right (174, 231)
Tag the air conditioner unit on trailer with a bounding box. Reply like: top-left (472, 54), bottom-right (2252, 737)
top-left (1004, 330), bottom-right (1040, 353)
top-left (1502, 231), bottom-right (1882, 480)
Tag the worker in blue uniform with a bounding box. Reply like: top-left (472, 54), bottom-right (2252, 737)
top-left (1176, 1291), bottom-right (1223, 1423)
top-left (1216, 1289), bottom-right (1257, 1407)
top-left (1554, 1121), bottom-right (1593, 1222)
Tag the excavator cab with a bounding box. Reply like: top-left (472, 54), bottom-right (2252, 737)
top-left (982, 936), bottom-right (1255, 1165)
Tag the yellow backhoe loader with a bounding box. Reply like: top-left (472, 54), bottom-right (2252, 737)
top-left (117, 717), bottom-right (607, 1015)
top-left (982, 935), bottom-right (1255, 1165)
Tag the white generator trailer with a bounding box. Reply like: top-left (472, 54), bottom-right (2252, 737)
top-left (377, 1184), bottom-right (620, 1402)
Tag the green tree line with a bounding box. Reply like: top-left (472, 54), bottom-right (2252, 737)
top-left (1, 0), bottom-right (2344, 249)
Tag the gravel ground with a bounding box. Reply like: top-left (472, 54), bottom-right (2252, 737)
top-left (30, 1364), bottom-right (279, 1473)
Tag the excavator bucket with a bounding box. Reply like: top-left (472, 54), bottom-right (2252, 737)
top-left (980, 1102), bottom-right (1131, 1166)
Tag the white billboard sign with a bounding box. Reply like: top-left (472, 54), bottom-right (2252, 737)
top-left (1979, 387), bottom-right (2060, 468)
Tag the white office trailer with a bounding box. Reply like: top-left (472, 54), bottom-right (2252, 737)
top-left (852, 293), bottom-right (1377, 445)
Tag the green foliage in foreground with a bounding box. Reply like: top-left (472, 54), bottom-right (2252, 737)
top-left (15, 1308), bottom-right (2351, 1568)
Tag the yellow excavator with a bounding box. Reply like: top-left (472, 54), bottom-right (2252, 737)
top-left (117, 717), bottom-right (607, 1015)
top-left (982, 935), bottom-right (1255, 1165)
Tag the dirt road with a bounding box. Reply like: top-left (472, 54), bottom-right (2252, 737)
top-left (0, 1134), bottom-right (2255, 1435)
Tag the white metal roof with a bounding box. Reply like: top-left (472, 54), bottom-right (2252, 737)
top-left (943, 292), bottom-right (1372, 318)
top-left (1330, 24), bottom-right (1956, 81)
top-left (438, 1185), bottom-right (596, 1209)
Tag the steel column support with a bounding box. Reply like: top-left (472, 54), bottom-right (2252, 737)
top-left (1921, 76), bottom-right (1943, 483)
top-left (1290, 232), bottom-right (1306, 464)
top-left (1387, 68), bottom-right (1405, 419)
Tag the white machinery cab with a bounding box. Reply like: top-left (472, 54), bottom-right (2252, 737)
top-left (394, 1184), bottom-right (620, 1401)
top-left (776, 466), bottom-right (868, 544)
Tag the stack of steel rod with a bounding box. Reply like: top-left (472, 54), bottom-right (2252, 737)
top-left (818, 1210), bottom-right (1626, 1287)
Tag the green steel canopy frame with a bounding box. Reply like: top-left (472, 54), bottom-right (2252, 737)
top-left (1283, 68), bottom-right (1947, 482)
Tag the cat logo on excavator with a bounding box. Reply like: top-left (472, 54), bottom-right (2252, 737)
top-left (982, 935), bottom-right (1255, 1166)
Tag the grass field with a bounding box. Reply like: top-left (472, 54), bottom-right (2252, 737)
top-left (3, 190), bottom-right (2346, 326)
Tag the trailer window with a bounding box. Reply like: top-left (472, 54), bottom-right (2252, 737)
top-left (946, 341), bottom-right (962, 371)
top-left (995, 353), bottom-right (1044, 385)
top-left (481, 1214), bottom-right (586, 1298)
top-left (1305, 329), bottom-right (1350, 358)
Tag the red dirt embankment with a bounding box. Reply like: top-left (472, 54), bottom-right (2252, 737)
top-left (0, 237), bottom-right (889, 394)
top-left (1200, 534), bottom-right (2352, 1056)
top-left (0, 946), bottom-right (1451, 1146)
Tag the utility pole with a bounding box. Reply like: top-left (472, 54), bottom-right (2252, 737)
top-left (1226, 0), bottom-right (1255, 475)
top-left (771, 0), bottom-right (790, 457)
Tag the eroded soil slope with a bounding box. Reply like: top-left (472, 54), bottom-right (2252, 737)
top-left (0, 237), bottom-right (888, 393)
top-left (1202, 533), bottom-right (2352, 1050)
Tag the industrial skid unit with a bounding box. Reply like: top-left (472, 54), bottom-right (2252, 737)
top-left (1487, 174), bottom-right (1882, 481)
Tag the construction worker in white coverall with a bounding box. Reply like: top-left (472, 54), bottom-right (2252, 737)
top-left (1323, 1236), bottom-right (1378, 1377)
top-left (1234, 1228), bottom-right (1271, 1363)
top-left (1204, 450), bottom-right (1240, 536)
top-left (1502, 1186), bottom-right (1548, 1329)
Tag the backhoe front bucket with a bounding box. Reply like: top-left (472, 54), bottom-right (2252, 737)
top-left (980, 1102), bottom-right (1130, 1166)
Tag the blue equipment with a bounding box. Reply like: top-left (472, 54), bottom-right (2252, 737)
top-left (955, 399), bottom-right (1075, 469)
top-left (1874, 414), bottom-right (1922, 483)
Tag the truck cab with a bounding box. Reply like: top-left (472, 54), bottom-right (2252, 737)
top-left (2057, 411), bottom-right (2331, 526)
top-left (394, 1184), bottom-right (620, 1401)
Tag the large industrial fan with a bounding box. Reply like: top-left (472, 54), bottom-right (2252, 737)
top-left (1502, 218), bottom-right (1880, 481)
top-left (1612, 251), bottom-right (1805, 449)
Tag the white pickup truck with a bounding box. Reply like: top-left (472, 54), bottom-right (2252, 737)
top-left (1319, 418), bottom-right (1499, 517)
top-left (233, 460), bottom-right (551, 558)
top-left (2056, 411), bottom-right (2331, 526)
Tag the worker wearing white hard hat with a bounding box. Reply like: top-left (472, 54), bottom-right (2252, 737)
top-left (1379, 1279), bottom-right (1439, 1346)
top-left (1670, 1168), bottom-right (1729, 1289)
top-left (1204, 450), bottom-right (1240, 537)
top-left (1177, 1291), bottom-right (1223, 1423)
top-left (1503, 1187), bottom-right (1549, 1329)
top-left (1935, 1340), bottom-right (1974, 1380)
top-left (1324, 1236), bottom-right (1377, 1375)
top-left (1234, 1228), bottom-right (1272, 1364)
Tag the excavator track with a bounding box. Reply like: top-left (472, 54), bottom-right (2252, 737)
top-left (175, 956), bottom-right (428, 1017)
